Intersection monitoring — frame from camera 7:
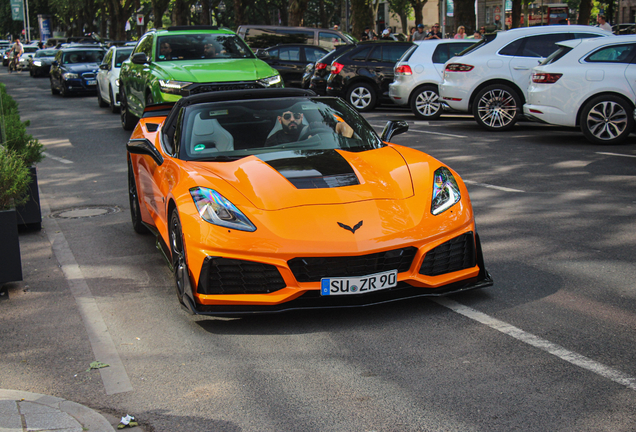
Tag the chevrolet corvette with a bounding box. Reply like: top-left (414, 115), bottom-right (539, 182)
top-left (126, 88), bottom-right (492, 315)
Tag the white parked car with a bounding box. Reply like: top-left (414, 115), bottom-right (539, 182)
top-left (525, 35), bottom-right (636, 145)
top-left (96, 45), bottom-right (133, 112)
top-left (439, 25), bottom-right (612, 131)
top-left (389, 39), bottom-right (475, 119)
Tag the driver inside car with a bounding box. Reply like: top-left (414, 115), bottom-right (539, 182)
top-left (265, 109), bottom-right (305, 146)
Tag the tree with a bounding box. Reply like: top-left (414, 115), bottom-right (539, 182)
top-left (389, 0), bottom-right (413, 33)
top-left (511, 0), bottom-right (521, 28)
top-left (151, 0), bottom-right (171, 28)
top-left (350, 0), bottom-right (373, 38)
top-left (289, 0), bottom-right (309, 25)
top-left (578, 0), bottom-right (593, 24)
top-left (452, 0), bottom-right (475, 34)
top-left (407, 0), bottom-right (426, 26)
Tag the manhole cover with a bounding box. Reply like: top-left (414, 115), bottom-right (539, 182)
top-left (49, 206), bottom-right (121, 219)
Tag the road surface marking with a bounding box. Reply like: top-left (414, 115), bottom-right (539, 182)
top-left (42, 152), bottom-right (73, 164)
top-left (434, 298), bottom-right (636, 391)
top-left (463, 180), bottom-right (525, 193)
top-left (596, 152), bottom-right (636, 159)
top-left (40, 194), bottom-right (133, 395)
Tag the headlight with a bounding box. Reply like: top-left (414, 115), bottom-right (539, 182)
top-left (431, 167), bottom-right (461, 215)
top-left (159, 79), bottom-right (192, 95)
top-left (190, 187), bottom-right (256, 232)
top-left (259, 74), bottom-right (282, 88)
top-left (62, 72), bottom-right (79, 79)
top-left (33, 60), bottom-right (42, 66)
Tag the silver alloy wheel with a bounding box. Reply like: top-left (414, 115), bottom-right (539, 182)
top-left (414, 90), bottom-right (441, 117)
top-left (585, 101), bottom-right (628, 141)
top-left (349, 85), bottom-right (372, 110)
top-left (476, 88), bottom-right (517, 129)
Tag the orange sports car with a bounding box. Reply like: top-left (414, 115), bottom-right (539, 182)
top-left (126, 88), bottom-right (492, 315)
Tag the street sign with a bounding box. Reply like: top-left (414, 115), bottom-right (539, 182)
top-left (11, 0), bottom-right (23, 21)
top-left (137, 14), bottom-right (144, 26)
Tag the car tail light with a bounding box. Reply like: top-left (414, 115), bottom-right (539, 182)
top-left (315, 62), bottom-right (327, 70)
top-left (532, 73), bottom-right (563, 84)
top-left (395, 65), bottom-right (412, 75)
top-left (445, 64), bottom-right (474, 72)
top-left (331, 62), bottom-right (344, 75)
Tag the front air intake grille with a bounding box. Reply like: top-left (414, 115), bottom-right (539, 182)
top-left (419, 232), bottom-right (475, 276)
top-left (197, 257), bottom-right (286, 294)
top-left (82, 73), bottom-right (96, 79)
top-left (186, 82), bottom-right (262, 95)
top-left (289, 247), bottom-right (418, 283)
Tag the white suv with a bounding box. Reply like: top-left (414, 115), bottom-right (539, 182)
top-left (525, 35), bottom-right (636, 145)
top-left (439, 25), bottom-right (611, 131)
top-left (389, 39), bottom-right (475, 119)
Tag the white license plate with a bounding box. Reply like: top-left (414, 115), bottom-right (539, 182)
top-left (321, 269), bottom-right (397, 296)
top-left (86, 80), bottom-right (96, 85)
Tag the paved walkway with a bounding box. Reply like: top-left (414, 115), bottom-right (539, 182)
top-left (0, 389), bottom-right (123, 432)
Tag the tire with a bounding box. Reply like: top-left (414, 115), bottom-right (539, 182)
top-left (109, 86), bottom-right (118, 113)
top-left (169, 207), bottom-right (189, 305)
top-left (580, 95), bottom-right (634, 145)
top-left (346, 82), bottom-right (376, 112)
top-left (120, 90), bottom-right (138, 131)
top-left (128, 159), bottom-right (149, 235)
top-left (29, 68), bottom-right (33, 77)
top-left (97, 86), bottom-right (108, 108)
top-left (59, 82), bottom-right (68, 98)
top-left (146, 92), bottom-right (153, 107)
top-left (410, 85), bottom-right (443, 120)
top-left (50, 78), bottom-right (59, 95)
top-left (472, 83), bottom-right (522, 131)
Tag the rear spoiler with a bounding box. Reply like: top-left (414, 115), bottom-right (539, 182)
top-left (142, 102), bottom-right (175, 118)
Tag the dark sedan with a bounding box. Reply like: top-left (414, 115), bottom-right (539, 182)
top-left (29, 49), bottom-right (58, 77)
top-left (257, 44), bottom-right (328, 87)
top-left (50, 48), bottom-right (105, 96)
top-left (305, 44), bottom-right (358, 95)
top-left (326, 40), bottom-right (413, 111)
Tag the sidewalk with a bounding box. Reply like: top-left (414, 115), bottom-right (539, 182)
top-left (0, 389), bottom-right (142, 432)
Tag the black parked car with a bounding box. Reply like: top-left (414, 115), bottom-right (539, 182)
top-left (49, 47), bottom-right (106, 97)
top-left (326, 40), bottom-right (413, 111)
top-left (304, 44), bottom-right (358, 94)
top-left (29, 49), bottom-right (58, 77)
top-left (257, 44), bottom-right (328, 88)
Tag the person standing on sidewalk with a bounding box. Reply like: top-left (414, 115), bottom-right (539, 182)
top-left (412, 24), bottom-right (427, 41)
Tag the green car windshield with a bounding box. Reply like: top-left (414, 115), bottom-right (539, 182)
top-left (156, 34), bottom-right (254, 61)
top-left (179, 97), bottom-right (383, 161)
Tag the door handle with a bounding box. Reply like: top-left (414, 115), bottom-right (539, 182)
top-left (513, 66), bottom-right (529, 70)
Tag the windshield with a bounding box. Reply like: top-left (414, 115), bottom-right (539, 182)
top-left (179, 97), bottom-right (383, 161)
top-left (62, 50), bottom-right (104, 64)
top-left (156, 34), bottom-right (254, 61)
top-left (35, 49), bottom-right (56, 57)
top-left (115, 48), bottom-right (133, 66)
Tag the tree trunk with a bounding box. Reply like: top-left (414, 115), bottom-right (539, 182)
top-left (151, 0), bottom-right (171, 28)
top-left (234, 0), bottom-right (246, 26)
top-left (289, 0), bottom-right (308, 26)
top-left (351, 0), bottom-right (372, 39)
top-left (453, 0), bottom-right (475, 34)
top-left (319, 0), bottom-right (327, 28)
top-left (408, 0), bottom-right (426, 26)
top-left (511, 0), bottom-right (521, 28)
top-left (578, 0), bottom-right (593, 25)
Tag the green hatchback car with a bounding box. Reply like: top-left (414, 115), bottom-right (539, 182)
top-left (119, 26), bottom-right (283, 130)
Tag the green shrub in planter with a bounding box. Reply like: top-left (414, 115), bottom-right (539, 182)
top-left (0, 83), bottom-right (44, 166)
top-left (0, 148), bottom-right (31, 210)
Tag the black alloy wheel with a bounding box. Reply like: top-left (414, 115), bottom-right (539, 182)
top-left (59, 80), bottom-right (68, 98)
top-left (120, 89), bottom-right (138, 131)
top-left (128, 159), bottom-right (149, 234)
top-left (580, 94), bottom-right (634, 145)
top-left (169, 207), bottom-right (188, 305)
top-left (50, 77), bottom-right (59, 95)
top-left (410, 85), bottom-right (443, 120)
top-left (473, 83), bottom-right (521, 131)
top-left (97, 86), bottom-right (108, 108)
top-left (346, 82), bottom-right (377, 112)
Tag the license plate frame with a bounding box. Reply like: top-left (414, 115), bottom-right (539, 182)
top-left (321, 269), bottom-right (398, 296)
top-left (86, 79), bottom-right (97, 86)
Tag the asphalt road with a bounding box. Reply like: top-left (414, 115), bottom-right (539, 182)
top-left (1, 69), bottom-right (636, 432)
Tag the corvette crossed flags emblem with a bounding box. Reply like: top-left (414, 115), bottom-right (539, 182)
top-left (338, 220), bottom-right (363, 233)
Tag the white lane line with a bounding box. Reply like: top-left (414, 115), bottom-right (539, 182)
top-left (42, 152), bottom-right (73, 164)
top-left (434, 297), bottom-right (636, 391)
top-left (40, 194), bottom-right (133, 395)
top-left (596, 152), bottom-right (636, 159)
top-left (463, 180), bottom-right (525, 193)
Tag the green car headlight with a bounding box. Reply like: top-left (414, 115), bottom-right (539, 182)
top-left (431, 167), bottom-right (461, 215)
top-left (259, 74), bottom-right (283, 88)
top-left (159, 79), bottom-right (192, 95)
top-left (190, 187), bottom-right (256, 232)
top-left (62, 72), bottom-right (79, 79)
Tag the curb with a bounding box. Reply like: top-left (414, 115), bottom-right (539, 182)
top-left (0, 389), bottom-right (115, 432)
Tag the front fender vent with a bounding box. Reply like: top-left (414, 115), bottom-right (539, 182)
top-left (419, 232), bottom-right (475, 276)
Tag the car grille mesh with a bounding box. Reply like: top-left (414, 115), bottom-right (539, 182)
top-left (198, 257), bottom-right (286, 294)
top-left (187, 82), bottom-right (263, 95)
top-left (419, 232), bottom-right (475, 276)
top-left (81, 73), bottom-right (96, 79)
top-left (289, 247), bottom-right (418, 283)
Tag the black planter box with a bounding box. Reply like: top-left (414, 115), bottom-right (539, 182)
top-left (0, 209), bottom-right (23, 285)
top-left (16, 165), bottom-right (41, 230)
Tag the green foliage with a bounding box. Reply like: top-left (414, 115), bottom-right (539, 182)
top-left (0, 83), bottom-right (44, 166)
top-left (0, 148), bottom-right (31, 211)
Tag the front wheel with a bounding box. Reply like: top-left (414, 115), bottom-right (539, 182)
top-left (410, 85), bottom-right (443, 120)
top-left (169, 208), bottom-right (189, 305)
top-left (97, 86), bottom-right (108, 108)
top-left (473, 84), bottom-right (521, 131)
top-left (580, 95), bottom-right (634, 145)
top-left (109, 86), bottom-right (118, 113)
top-left (128, 159), bottom-right (149, 234)
top-left (120, 90), bottom-right (138, 131)
top-left (346, 83), bottom-right (376, 112)
top-left (50, 77), bottom-right (59, 95)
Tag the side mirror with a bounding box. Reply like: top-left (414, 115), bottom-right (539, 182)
top-left (126, 138), bottom-right (164, 166)
top-left (380, 120), bottom-right (409, 142)
top-left (255, 49), bottom-right (270, 60)
top-left (99, 63), bottom-right (108, 70)
top-left (131, 52), bottom-right (149, 65)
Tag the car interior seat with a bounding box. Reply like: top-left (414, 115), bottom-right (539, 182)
top-left (190, 113), bottom-right (234, 155)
